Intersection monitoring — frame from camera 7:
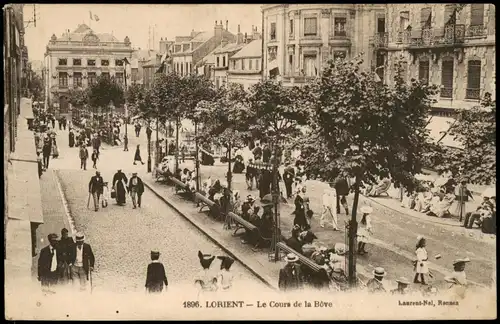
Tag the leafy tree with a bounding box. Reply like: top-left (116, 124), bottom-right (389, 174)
top-left (431, 93), bottom-right (496, 185)
top-left (29, 74), bottom-right (44, 102)
top-left (195, 83), bottom-right (250, 191)
top-left (68, 88), bottom-right (89, 108)
top-left (88, 75), bottom-right (125, 110)
top-left (298, 56), bottom-right (438, 285)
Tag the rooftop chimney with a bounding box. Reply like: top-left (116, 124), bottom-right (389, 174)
top-left (236, 24), bottom-right (244, 44)
top-left (215, 20), bottom-right (224, 39)
top-left (226, 20), bottom-right (228, 31)
top-left (238, 24), bottom-right (240, 33)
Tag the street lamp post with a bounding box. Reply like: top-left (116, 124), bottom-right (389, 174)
top-left (147, 125), bottom-right (152, 173)
top-left (123, 57), bottom-right (129, 152)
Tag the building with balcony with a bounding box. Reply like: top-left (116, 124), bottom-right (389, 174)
top-left (378, 4), bottom-right (495, 148)
top-left (228, 39), bottom-right (263, 90)
top-left (171, 21), bottom-right (236, 77)
top-left (44, 24), bottom-right (134, 118)
top-left (261, 4), bottom-right (386, 86)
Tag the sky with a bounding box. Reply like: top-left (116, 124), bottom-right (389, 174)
top-left (23, 4), bottom-right (263, 62)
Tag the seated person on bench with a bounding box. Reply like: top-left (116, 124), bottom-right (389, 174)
top-left (365, 176), bottom-right (392, 197)
top-left (209, 192), bottom-right (223, 219)
top-left (241, 206), bottom-right (261, 244)
top-left (241, 195), bottom-right (256, 222)
top-left (253, 201), bottom-right (275, 249)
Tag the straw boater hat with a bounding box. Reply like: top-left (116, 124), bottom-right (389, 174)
top-left (372, 267), bottom-right (386, 277)
top-left (396, 277), bottom-right (410, 285)
top-left (132, 172), bottom-right (137, 175)
top-left (246, 195), bottom-right (255, 203)
top-left (75, 232), bottom-right (85, 242)
top-left (286, 253), bottom-right (299, 263)
top-left (453, 258), bottom-right (471, 266)
top-left (360, 205), bottom-right (373, 214)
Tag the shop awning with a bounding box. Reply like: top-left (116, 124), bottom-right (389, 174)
top-left (425, 116), bottom-right (463, 149)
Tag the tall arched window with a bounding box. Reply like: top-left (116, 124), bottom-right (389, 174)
top-left (466, 60), bottom-right (481, 99)
top-left (418, 58), bottom-right (430, 84)
top-left (440, 57), bottom-right (454, 98)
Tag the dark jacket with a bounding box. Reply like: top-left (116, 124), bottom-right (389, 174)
top-left (68, 243), bottom-right (95, 278)
top-left (58, 237), bottom-right (75, 264)
top-left (38, 245), bottom-right (62, 279)
top-left (89, 175), bottom-right (104, 194)
top-left (128, 176), bottom-right (145, 194)
top-left (252, 146), bottom-right (262, 159)
top-left (285, 236), bottom-right (303, 254)
top-left (334, 177), bottom-right (350, 196)
top-left (42, 143), bottom-right (52, 156)
top-left (278, 263), bottom-right (304, 291)
top-left (145, 262), bottom-right (169, 292)
top-left (283, 166), bottom-right (295, 183)
top-left (262, 146), bottom-right (272, 163)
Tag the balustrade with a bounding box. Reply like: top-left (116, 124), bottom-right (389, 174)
top-left (465, 88), bottom-right (481, 100)
top-left (440, 87), bottom-right (453, 98)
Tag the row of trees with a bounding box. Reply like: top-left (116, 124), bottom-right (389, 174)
top-left (100, 56), bottom-right (496, 285)
top-left (68, 76), bottom-right (125, 115)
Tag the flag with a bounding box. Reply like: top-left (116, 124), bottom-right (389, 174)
top-left (94, 14), bottom-right (100, 22)
top-left (89, 11), bottom-right (93, 20)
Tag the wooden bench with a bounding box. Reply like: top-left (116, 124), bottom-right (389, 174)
top-left (276, 242), bottom-right (324, 273)
top-left (227, 212), bottom-right (257, 236)
top-left (194, 192), bottom-right (215, 212)
top-left (168, 176), bottom-right (192, 197)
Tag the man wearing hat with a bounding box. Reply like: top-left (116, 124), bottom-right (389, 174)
top-left (366, 267), bottom-right (387, 293)
top-left (128, 172), bottom-right (145, 209)
top-left (88, 171), bottom-right (104, 212)
top-left (241, 195), bottom-right (255, 221)
top-left (253, 194), bottom-right (275, 250)
top-left (58, 228), bottom-right (75, 285)
top-left (391, 277), bottom-right (410, 295)
top-left (68, 232), bottom-right (95, 291)
top-left (145, 250), bottom-right (169, 293)
top-left (283, 162), bottom-right (296, 199)
top-left (37, 233), bottom-right (62, 290)
top-left (278, 253), bottom-right (304, 292)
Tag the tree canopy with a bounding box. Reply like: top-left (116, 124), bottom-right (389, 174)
top-left (297, 56), bottom-right (438, 192)
top-left (431, 93), bottom-right (496, 184)
top-left (151, 73), bottom-right (184, 123)
top-left (88, 76), bottom-right (125, 109)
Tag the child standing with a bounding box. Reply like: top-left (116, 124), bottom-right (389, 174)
top-left (145, 250), bottom-right (169, 294)
top-left (101, 181), bottom-right (110, 208)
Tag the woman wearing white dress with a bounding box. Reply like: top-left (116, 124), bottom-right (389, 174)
top-left (217, 256), bottom-right (235, 291)
top-left (101, 182), bottom-right (110, 208)
top-left (357, 206), bottom-right (373, 255)
top-left (413, 235), bottom-right (429, 285)
top-left (320, 189), bottom-right (338, 230)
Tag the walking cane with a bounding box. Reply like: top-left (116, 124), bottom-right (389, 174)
top-left (88, 258), bottom-right (93, 294)
top-left (87, 192), bottom-right (91, 209)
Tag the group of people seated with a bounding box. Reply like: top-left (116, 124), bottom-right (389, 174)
top-left (463, 195), bottom-right (496, 233)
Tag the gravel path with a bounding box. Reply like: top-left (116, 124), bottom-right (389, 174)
top-left (57, 169), bottom-right (267, 294)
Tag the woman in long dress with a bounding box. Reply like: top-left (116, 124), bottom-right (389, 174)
top-left (357, 206), bottom-right (373, 255)
top-left (195, 251), bottom-right (218, 294)
top-left (68, 130), bottom-right (75, 148)
top-left (51, 138), bottom-right (59, 158)
top-left (413, 236), bottom-right (429, 285)
top-left (112, 169), bottom-right (128, 206)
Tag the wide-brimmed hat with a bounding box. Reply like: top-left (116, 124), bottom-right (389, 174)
top-left (246, 195), bottom-right (255, 202)
top-left (453, 258), bottom-right (471, 266)
top-left (360, 206), bottom-right (373, 214)
top-left (261, 194), bottom-right (274, 207)
top-left (335, 243), bottom-right (347, 255)
top-left (75, 232), bottom-right (85, 242)
top-left (396, 277), bottom-right (410, 285)
top-left (217, 256), bottom-right (235, 270)
top-left (286, 253), bottom-right (299, 263)
top-left (372, 267), bottom-right (386, 277)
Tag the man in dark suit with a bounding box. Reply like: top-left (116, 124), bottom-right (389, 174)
top-left (128, 172), bottom-right (145, 209)
top-left (42, 140), bottom-right (52, 169)
top-left (69, 232), bottom-right (95, 291)
top-left (37, 233), bottom-right (61, 291)
top-left (283, 162), bottom-right (295, 199)
top-left (89, 171), bottom-right (104, 212)
top-left (278, 253), bottom-right (304, 292)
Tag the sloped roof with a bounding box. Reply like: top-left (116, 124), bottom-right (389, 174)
top-left (133, 49), bottom-right (159, 61)
top-left (214, 41), bottom-right (245, 54)
top-left (231, 40), bottom-right (262, 59)
top-left (197, 47), bottom-right (218, 66)
top-left (191, 31), bottom-right (211, 42)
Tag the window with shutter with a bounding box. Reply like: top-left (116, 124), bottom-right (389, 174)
top-left (444, 5), bottom-right (455, 25)
top-left (59, 72), bottom-right (68, 87)
top-left (304, 17), bottom-right (318, 36)
top-left (270, 23), bottom-right (277, 40)
top-left (290, 19), bottom-right (294, 35)
top-left (440, 58), bottom-right (454, 98)
top-left (420, 7), bottom-right (432, 28)
top-left (418, 60), bottom-right (430, 83)
top-left (223, 56), bottom-right (226, 67)
top-left (466, 60), bottom-right (481, 99)
top-left (334, 17), bottom-right (347, 36)
top-left (471, 4), bottom-right (484, 26)
top-left (399, 11), bottom-right (409, 31)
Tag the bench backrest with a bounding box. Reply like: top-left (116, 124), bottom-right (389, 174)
top-left (194, 192), bottom-right (215, 207)
top-left (169, 176), bottom-right (188, 189)
top-left (277, 242), bottom-right (324, 272)
top-left (227, 212), bottom-right (257, 231)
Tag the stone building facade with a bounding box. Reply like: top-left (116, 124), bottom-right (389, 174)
top-left (261, 4), bottom-right (386, 86)
top-left (44, 24), bottom-right (134, 118)
top-left (378, 4), bottom-right (496, 112)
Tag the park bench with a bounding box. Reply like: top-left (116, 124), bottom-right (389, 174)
top-left (194, 192), bottom-right (215, 212)
top-left (168, 176), bottom-right (193, 199)
top-left (276, 242), bottom-right (324, 273)
top-left (227, 212), bottom-right (273, 251)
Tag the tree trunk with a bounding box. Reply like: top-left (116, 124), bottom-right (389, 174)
top-left (348, 175), bottom-right (361, 287)
top-left (175, 116), bottom-right (180, 173)
top-left (195, 121), bottom-right (200, 192)
top-left (227, 142), bottom-right (232, 192)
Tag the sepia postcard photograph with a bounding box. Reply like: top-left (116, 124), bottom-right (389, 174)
top-left (4, 3), bottom-right (496, 320)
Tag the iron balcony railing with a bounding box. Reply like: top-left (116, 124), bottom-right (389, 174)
top-left (372, 32), bottom-right (389, 49)
top-left (465, 88), bottom-right (481, 100)
top-left (466, 25), bottom-right (485, 37)
top-left (397, 25), bottom-right (465, 47)
top-left (440, 87), bottom-right (453, 98)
